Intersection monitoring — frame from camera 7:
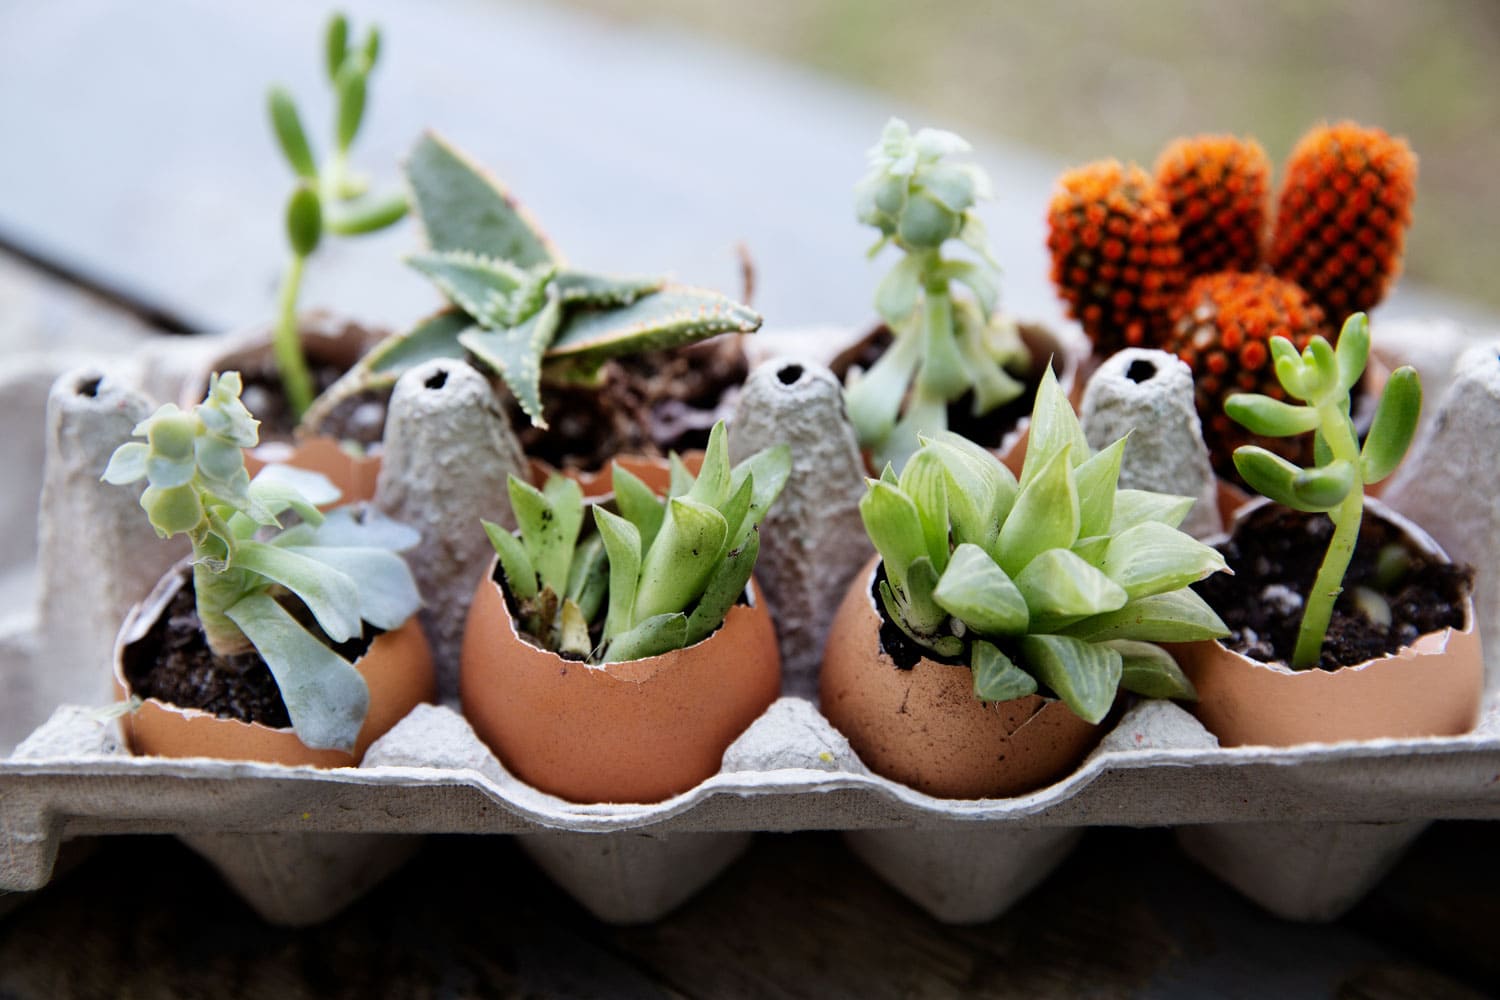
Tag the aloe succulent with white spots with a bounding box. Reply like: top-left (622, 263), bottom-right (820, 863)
top-left (859, 368), bottom-right (1229, 723)
top-left (103, 372), bottom-right (422, 752)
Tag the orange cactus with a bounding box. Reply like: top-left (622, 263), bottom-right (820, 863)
top-left (1154, 134), bottom-right (1270, 277)
top-left (1269, 121), bottom-right (1417, 321)
top-left (1164, 272), bottom-right (1330, 477)
top-left (1046, 160), bottom-right (1184, 355)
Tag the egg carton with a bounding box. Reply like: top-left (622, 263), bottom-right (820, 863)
top-left (4, 318), bottom-right (1500, 928)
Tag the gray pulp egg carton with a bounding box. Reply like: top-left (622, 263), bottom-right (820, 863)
top-left (4, 321), bottom-right (1500, 928)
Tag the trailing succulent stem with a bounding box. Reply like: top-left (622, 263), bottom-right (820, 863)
top-left (268, 11), bottom-right (408, 421)
top-left (306, 133), bottom-right (761, 432)
top-left (103, 372), bottom-right (422, 752)
top-left (484, 421), bottom-right (790, 664)
top-left (846, 119), bottom-right (1030, 471)
top-left (1225, 312), bottom-right (1421, 668)
top-left (858, 367), bottom-right (1229, 723)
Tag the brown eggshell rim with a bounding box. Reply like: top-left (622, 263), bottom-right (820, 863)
top-left (529, 451), bottom-right (705, 499)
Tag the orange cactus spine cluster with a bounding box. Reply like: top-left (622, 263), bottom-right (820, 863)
top-left (1164, 272), bottom-right (1329, 476)
top-left (1269, 121), bottom-right (1417, 322)
top-left (1154, 135), bottom-right (1270, 277)
top-left (1046, 160), bottom-right (1184, 355)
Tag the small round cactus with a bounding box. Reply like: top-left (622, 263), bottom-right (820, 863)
top-left (1163, 272), bottom-right (1329, 477)
top-left (1046, 160), bottom-right (1184, 355)
top-left (1154, 134), bottom-right (1270, 277)
top-left (1268, 121), bottom-right (1417, 321)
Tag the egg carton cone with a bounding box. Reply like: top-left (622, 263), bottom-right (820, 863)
top-left (3, 325), bottom-right (1500, 928)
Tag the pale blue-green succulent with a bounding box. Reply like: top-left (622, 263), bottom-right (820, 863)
top-left (859, 368), bottom-right (1229, 723)
top-left (305, 133), bottom-right (761, 432)
top-left (103, 372), bottom-right (422, 752)
top-left (1225, 312), bottom-right (1422, 669)
top-left (483, 421), bottom-right (790, 664)
top-left (846, 118), bottom-right (1031, 471)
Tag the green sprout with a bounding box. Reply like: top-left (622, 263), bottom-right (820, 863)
top-left (267, 11), bottom-right (408, 421)
top-left (103, 371), bottom-right (422, 751)
top-left (303, 133), bottom-right (761, 432)
top-left (846, 118), bottom-right (1031, 470)
top-left (483, 421), bottom-right (790, 663)
top-left (1225, 312), bottom-right (1422, 669)
top-left (858, 368), bottom-right (1229, 723)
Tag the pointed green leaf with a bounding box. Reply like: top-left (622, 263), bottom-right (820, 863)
top-left (1020, 634), bottom-right (1122, 725)
top-left (924, 431), bottom-right (1017, 551)
top-left (612, 463), bottom-right (666, 551)
top-left (996, 444), bottom-right (1078, 576)
top-left (1101, 521), bottom-right (1228, 600)
top-left (955, 305), bottom-right (1025, 413)
top-left (334, 60), bottom-right (367, 153)
top-left (687, 421), bottom-right (731, 508)
top-left (844, 331), bottom-right (919, 449)
top-left (879, 577), bottom-right (962, 659)
top-left (509, 475), bottom-right (582, 596)
top-left (634, 498), bottom-right (728, 620)
top-left (685, 529), bottom-right (759, 646)
top-left (282, 546), bottom-right (420, 631)
top-left (405, 132), bottom-right (559, 265)
top-left (1020, 366), bottom-right (1089, 486)
top-left (901, 555), bottom-right (949, 634)
top-left (1110, 489), bottom-right (1195, 534)
top-left (1361, 366), bottom-right (1421, 484)
top-left (544, 288), bottom-right (762, 367)
top-left (668, 453), bottom-right (695, 499)
top-left (858, 480), bottom-right (927, 596)
top-left (899, 447), bottom-right (951, 573)
top-left (406, 250), bottom-right (532, 325)
top-left (1071, 535), bottom-right (1110, 566)
top-left (461, 293), bottom-right (563, 427)
top-left (603, 612), bottom-right (689, 663)
top-left (594, 507), bottom-right (642, 642)
top-left (716, 475), bottom-right (756, 554)
top-left (932, 543), bottom-right (1028, 636)
top-left (364, 310), bottom-right (473, 376)
top-left (102, 442), bottom-right (149, 485)
top-left (565, 534), bottom-right (608, 624)
top-left (971, 641), bottom-right (1037, 702)
top-left (267, 88), bottom-right (316, 180)
top-left (1074, 435), bottom-right (1126, 538)
top-left (232, 540), bottom-right (361, 643)
top-left (1061, 589), bottom-right (1229, 643)
top-left (225, 592), bottom-right (369, 752)
top-left (553, 270), bottom-right (666, 306)
top-left (1015, 548), bottom-right (1128, 621)
top-left (483, 518), bottom-right (537, 601)
top-left (726, 444), bottom-right (791, 549)
top-left (324, 14), bottom-right (349, 81)
top-left (1110, 640), bottom-right (1197, 700)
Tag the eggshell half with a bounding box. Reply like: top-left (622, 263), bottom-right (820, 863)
top-left (820, 557), bottom-right (1100, 800)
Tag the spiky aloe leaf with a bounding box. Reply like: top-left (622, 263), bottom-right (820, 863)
top-left (554, 270), bottom-right (665, 306)
top-left (459, 294), bottom-right (563, 427)
top-left (405, 131), bottom-right (560, 266)
top-left (544, 288), bottom-right (762, 369)
top-left (406, 250), bottom-right (552, 328)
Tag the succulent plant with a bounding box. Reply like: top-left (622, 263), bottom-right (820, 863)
top-left (484, 421), bottom-right (790, 663)
top-left (859, 367), bottom-right (1229, 723)
top-left (267, 11), bottom-right (408, 421)
top-left (304, 133), bottom-right (761, 433)
top-left (1268, 122), bottom-right (1418, 322)
top-left (1046, 160), bottom-right (1185, 357)
top-left (1164, 271), bottom-right (1330, 476)
top-left (103, 372), bottom-right (422, 751)
top-left (1225, 312), bottom-right (1421, 668)
top-left (1153, 135), bottom-right (1270, 277)
top-left (845, 119), bottom-right (1032, 471)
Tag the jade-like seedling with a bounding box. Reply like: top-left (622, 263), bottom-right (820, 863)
top-left (846, 119), bottom-right (1031, 470)
top-left (103, 372), bottom-right (422, 751)
top-left (1225, 312), bottom-right (1421, 669)
top-left (483, 422), bottom-right (790, 663)
top-left (305, 133), bottom-right (761, 431)
top-left (859, 368), bottom-right (1229, 723)
top-left (267, 11), bottom-right (408, 420)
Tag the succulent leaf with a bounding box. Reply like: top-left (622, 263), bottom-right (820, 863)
top-left (553, 270), bottom-right (665, 306)
top-left (931, 544), bottom-right (1028, 636)
top-left (1361, 366), bottom-right (1421, 484)
top-left (484, 518), bottom-right (538, 602)
top-left (997, 445), bottom-right (1078, 576)
top-left (971, 641), bottom-right (1037, 702)
top-left (1061, 589), bottom-right (1228, 644)
top-left (594, 507), bottom-right (642, 642)
top-left (1101, 521), bottom-right (1228, 600)
top-left (1111, 640), bottom-right (1197, 700)
top-left (603, 613), bottom-right (689, 664)
top-left (634, 498), bottom-right (728, 622)
top-left (1109, 490), bottom-right (1195, 534)
top-left (611, 463), bottom-right (666, 551)
top-left (1020, 634), bottom-right (1122, 725)
top-left (405, 132), bottom-right (559, 266)
top-left (685, 530), bottom-right (760, 647)
top-left (459, 293), bottom-right (563, 427)
top-left (544, 288), bottom-right (762, 367)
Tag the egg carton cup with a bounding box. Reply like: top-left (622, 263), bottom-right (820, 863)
top-left (4, 319), bottom-right (1500, 928)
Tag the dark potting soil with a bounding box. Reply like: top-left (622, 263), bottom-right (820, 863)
top-left (122, 579), bottom-right (379, 728)
top-left (827, 325), bottom-right (1055, 452)
top-left (513, 335), bottom-right (749, 471)
top-left (1192, 504), bottom-right (1473, 672)
top-left (240, 362), bottom-right (354, 444)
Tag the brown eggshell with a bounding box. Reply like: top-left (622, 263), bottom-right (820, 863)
top-left (114, 567), bottom-right (435, 768)
top-left (820, 557), bottom-right (1100, 799)
top-left (460, 558), bottom-right (781, 803)
top-left (529, 451), bottom-right (704, 498)
top-left (1173, 499), bottom-right (1483, 747)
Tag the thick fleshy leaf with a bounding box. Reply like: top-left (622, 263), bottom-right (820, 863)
top-left (1101, 521), bottom-right (1229, 600)
top-left (102, 442), bottom-right (149, 484)
top-left (564, 534), bottom-right (607, 624)
top-left (604, 612), bottom-right (689, 663)
top-left (716, 475), bottom-right (755, 554)
top-left (594, 506), bottom-right (642, 642)
top-left (1020, 634), bottom-right (1122, 725)
top-left (1019, 366), bottom-right (1089, 486)
top-left (685, 530), bottom-right (759, 647)
top-left (858, 480), bottom-right (927, 597)
top-left (971, 641), bottom-right (1037, 702)
top-left (687, 421), bottom-right (731, 509)
top-left (1109, 490), bottom-right (1195, 534)
top-left (1110, 640), bottom-right (1197, 700)
top-left (932, 543), bottom-right (1028, 636)
top-left (634, 498), bottom-right (728, 620)
top-left (845, 332), bottom-right (919, 449)
top-left (283, 545), bottom-right (420, 630)
top-left (725, 444), bottom-right (790, 549)
top-left (546, 288), bottom-right (762, 366)
top-left (249, 464), bottom-right (340, 522)
top-left (611, 463), bottom-right (665, 551)
top-left (1335, 312), bottom-right (1371, 393)
top-left (553, 270), bottom-right (665, 306)
top-left (874, 253), bottom-right (923, 325)
top-left (668, 453), bottom-right (696, 499)
top-left (1074, 436), bottom-right (1126, 538)
top-left (899, 448), bottom-right (951, 573)
top-left (461, 293), bottom-right (564, 427)
top-left (955, 306), bottom-right (1024, 413)
top-left (900, 555), bottom-right (948, 634)
top-left (557, 598), bottom-right (592, 658)
top-left (483, 519), bottom-right (537, 601)
top-left (915, 289), bottom-right (968, 401)
top-left (996, 445), bottom-right (1078, 576)
top-left (232, 540), bottom-right (361, 643)
top-left (872, 391), bottom-right (945, 473)
top-left (923, 431), bottom-right (1017, 551)
top-left (405, 132), bottom-right (559, 266)
top-left (406, 250), bottom-right (534, 327)
top-left (1224, 393), bottom-right (1320, 438)
top-left (1361, 366), bottom-right (1421, 484)
top-left (508, 475), bottom-right (582, 596)
top-left (225, 593), bottom-right (369, 753)
top-left (1071, 535), bottom-right (1110, 566)
top-left (1015, 548), bottom-right (1128, 621)
top-left (1232, 447), bottom-right (1351, 513)
top-left (1061, 589), bottom-right (1229, 643)
top-left (879, 576), bottom-right (963, 659)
